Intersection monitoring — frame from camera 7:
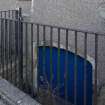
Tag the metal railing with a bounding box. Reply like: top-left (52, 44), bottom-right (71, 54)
top-left (0, 8), bottom-right (105, 105)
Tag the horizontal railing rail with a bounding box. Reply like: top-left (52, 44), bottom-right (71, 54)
top-left (0, 17), bottom-right (105, 36)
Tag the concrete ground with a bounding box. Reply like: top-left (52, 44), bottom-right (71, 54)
top-left (0, 99), bottom-right (6, 105)
top-left (0, 77), bottom-right (104, 105)
top-left (0, 77), bottom-right (41, 105)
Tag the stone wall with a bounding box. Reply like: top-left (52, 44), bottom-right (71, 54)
top-left (31, 0), bottom-right (105, 33)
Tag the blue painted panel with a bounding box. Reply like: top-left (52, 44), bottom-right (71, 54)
top-left (38, 46), bottom-right (92, 105)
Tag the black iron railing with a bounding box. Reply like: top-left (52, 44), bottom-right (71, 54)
top-left (0, 8), bottom-right (105, 105)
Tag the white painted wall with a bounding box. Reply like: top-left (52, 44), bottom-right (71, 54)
top-left (31, 0), bottom-right (105, 33)
top-left (0, 0), bottom-right (16, 10)
top-left (0, 0), bottom-right (31, 15)
top-left (1, 0), bottom-right (104, 33)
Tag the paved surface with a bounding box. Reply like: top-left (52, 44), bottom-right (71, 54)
top-left (0, 99), bottom-right (5, 105)
top-left (0, 78), bottom-right (104, 105)
top-left (0, 78), bottom-right (41, 105)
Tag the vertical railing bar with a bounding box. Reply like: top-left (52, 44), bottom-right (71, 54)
top-left (37, 24), bottom-right (39, 94)
top-left (3, 18), bottom-right (6, 79)
top-left (17, 19), bottom-right (20, 88)
top-left (20, 20), bottom-right (23, 89)
top-left (94, 34), bottom-right (98, 105)
top-left (14, 10), bottom-right (18, 86)
top-left (15, 10), bottom-right (19, 56)
top-left (50, 27), bottom-right (53, 91)
top-left (1, 18), bottom-right (3, 76)
top-left (2, 18), bottom-right (5, 78)
top-left (0, 13), bottom-right (3, 76)
top-left (43, 25), bottom-right (46, 89)
top-left (8, 10), bottom-right (10, 18)
top-left (65, 29), bottom-right (69, 105)
top-left (11, 20), bottom-right (14, 83)
top-left (12, 10), bottom-right (14, 19)
top-left (74, 31), bottom-right (77, 105)
top-left (6, 19), bottom-right (9, 81)
top-left (31, 23), bottom-right (34, 96)
top-left (18, 8), bottom-right (23, 89)
top-left (0, 11), bottom-right (2, 18)
top-left (5, 19), bottom-right (8, 80)
top-left (10, 20), bottom-right (13, 82)
top-left (11, 10), bottom-right (15, 84)
top-left (8, 19), bottom-right (10, 81)
top-left (4, 11), bottom-right (6, 19)
top-left (57, 28), bottom-right (60, 96)
top-left (12, 19), bottom-right (15, 84)
top-left (1, 12), bottom-right (3, 18)
top-left (8, 10), bottom-right (10, 81)
top-left (19, 20), bottom-right (23, 89)
top-left (25, 22), bottom-right (28, 92)
top-left (8, 19), bottom-right (12, 81)
top-left (0, 18), bottom-right (3, 77)
top-left (84, 32), bottom-right (87, 105)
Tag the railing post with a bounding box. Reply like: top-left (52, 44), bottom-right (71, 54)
top-left (94, 34), bottom-right (98, 105)
top-left (14, 9), bottom-right (19, 85)
top-left (18, 7), bottom-right (23, 89)
top-left (15, 9), bottom-right (19, 55)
